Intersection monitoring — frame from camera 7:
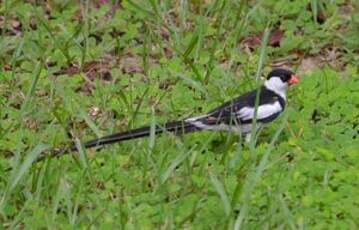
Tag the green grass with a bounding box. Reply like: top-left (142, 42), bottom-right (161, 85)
top-left (1, 0), bottom-right (359, 228)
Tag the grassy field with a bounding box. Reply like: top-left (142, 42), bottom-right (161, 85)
top-left (1, 0), bottom-right (359, 228)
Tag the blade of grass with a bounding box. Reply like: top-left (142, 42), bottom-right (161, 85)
top-left (35, 158), bottom-right (49, 202)
top-left (183, 34), bottom-right (199, 58)
top-left (8, 199), bottom-right (31, 229)
top-left (204, 0), bottom-right (230, 83)
top-left (311, 0), bottom-right (318, 23)
top-left (33, 6), bottom-right (72, 63)
top-left (209, 172), bottom-right (231, 216)
top-left (146, 106), bottom-right (157, 171)
top-left (229, 0), bottom-right (247, 51)
top-left (0, 143), bottom-right (48, 210)
top-left (160, 145), bottom-right (197, 184)
top-left (234, 112), bottom-right (289, 229)
top-left (182, 56), bottom-right (203, 82)
top-left (279, 193), bottom-right (296, 229)
top-left (78, 107), bottom-right (102, 138)
top-left (0, 39), bottom-right (26, 142)
top-left (79, 0), bottom-right (90, 67)
top-left (228, 141), bottom-right (243, 170)
top-left (249, 28), bottom-right (270, 153)
top-left (10, 61), bottom-right (43, 192)
top-left (142, 23), bottom-right (151, 75)
top-left (194, 16), bottom-right (205, 61)
top-left (116, 89), bottom-right (131, 112)
top-left (179, 28), bottom-right (204, 82)
top-left (74, 138), bottom-right (89, 169)
top-left (10, 38), bottom-right (24, 79)
top-left (126, 0), bottom-right (154, 16)
top-left (9, 144), bottom-right (48, 191)
top-left (179, 0), bottom-right (188, 30)
top-left (148, 107), bottom-right (157, 150)
top-left (175, 72), bottom-right (208, 96)
top-left (129, 86), bottom-right (150, 128)
top-left (51, 177), bottom-right (72, 222)
top-left (21, 61), bottom-right (43, 113)
top-left (148, 0), bottom-right (161, 20)
top-left (255, 28), bottom-right (270, 82)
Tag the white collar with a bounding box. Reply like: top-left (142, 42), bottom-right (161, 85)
top-left (264, 78), bottom-right (287, 100)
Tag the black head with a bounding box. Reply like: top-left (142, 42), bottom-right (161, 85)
top-left (267, 68), bottom-right (299, 85)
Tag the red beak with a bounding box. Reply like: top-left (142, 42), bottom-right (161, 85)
top-left (288, 74), bottom-right (299, 85)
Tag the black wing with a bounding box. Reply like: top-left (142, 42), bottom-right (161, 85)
top-left (197, 87), bottom-right (285, 126)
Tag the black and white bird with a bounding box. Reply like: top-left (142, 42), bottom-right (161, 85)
top-left (70, 68), bottom-right (299, 151)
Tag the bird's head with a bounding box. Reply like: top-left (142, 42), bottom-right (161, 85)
top-left (264, 68), bottom-right (299, 98)
top-left (266, 68), bottom-right (299, 86)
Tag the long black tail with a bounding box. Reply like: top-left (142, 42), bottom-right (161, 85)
top-left (70, 120), bottom-right (199, 151)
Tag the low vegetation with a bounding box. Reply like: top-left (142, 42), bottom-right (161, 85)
top-left (1, 0), bottom-right (358, 228)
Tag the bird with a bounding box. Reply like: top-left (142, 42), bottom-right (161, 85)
top-left (70, 68), bottom-right (299, 152)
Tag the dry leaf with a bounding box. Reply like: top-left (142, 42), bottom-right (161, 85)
top-left (241, 29), bottom-right (284, 49)
top-left (120, 53), bottom-right (144, 73)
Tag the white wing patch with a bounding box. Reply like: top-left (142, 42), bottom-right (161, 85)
top-left (185, 114), bottom-right (211, 129)
top-left (185, 101), bottom-right (283, 135)
top-left (237, 101), bottom-right (282, 121)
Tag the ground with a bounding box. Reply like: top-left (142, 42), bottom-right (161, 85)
top-left (0, 0), bottom-right (359, 228)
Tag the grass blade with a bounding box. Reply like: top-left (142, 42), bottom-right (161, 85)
top-left (255, 28), bottom-right (270, 82)
top-left (129, 86), bottom-right (150, 128)
top-left (204, 0), bottom-right (229, 83)
top-left (311, 0), bottom-right (318, 23)
top-left (209, 172), bottom-right (231, 216)
top-left (10, 39), bottom-right (24, 79)
top-left (175, 72), bottom-right (208, 95)
top-left (1, 143), bottom-right (48, 209)
top-left (126, 0), bottom-right (153, 16)
top-left (9, 144), bottom-right (48, 191)
top-left (78, 107), bottom-right (102, 138)
top-left (21, 61), bottom-right (43, 113)
top-left (52, 177), bottom-right (72, 222)
top-left (148, 107), bottom-right (156, 150)
top-left (249, 28), bottom-right (270, 152)
top-left (160, 145), bottom-right (196, 184)
top-left (234, 112), bottom-right (289, 229)
top-left (183, 34), bottom-right (199, 58)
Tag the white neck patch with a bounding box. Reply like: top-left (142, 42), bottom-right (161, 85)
top-left (264, 77), bottom-right (287, 100)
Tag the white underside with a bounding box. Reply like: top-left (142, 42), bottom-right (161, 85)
top-left (186, 115), bottom-right (263, 135)
top-left (236, 101), bottom-right (283, 120)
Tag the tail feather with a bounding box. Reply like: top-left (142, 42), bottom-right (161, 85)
top-left (70, 120), bottom-right (199, 151)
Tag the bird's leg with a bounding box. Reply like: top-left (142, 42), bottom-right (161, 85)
top-left (255, 124), bottom-right (265, 140)
top-left (244, 124), bottom-right (264, 144)
top-left (245, 133), bottom-right (252, 143)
